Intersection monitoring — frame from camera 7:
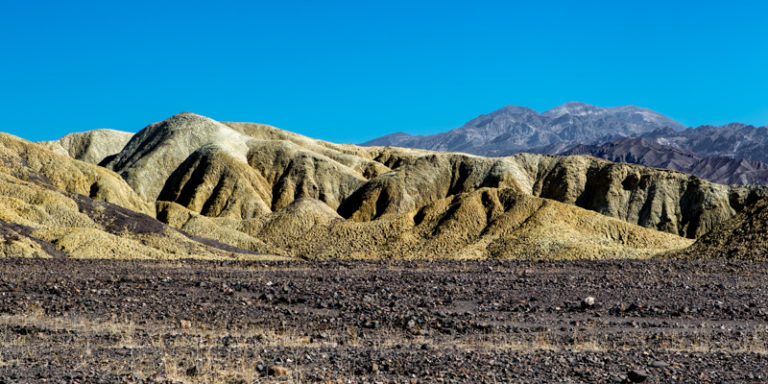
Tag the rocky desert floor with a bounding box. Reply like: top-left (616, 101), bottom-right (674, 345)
top-left (1, 259), bottom-right (768, 383)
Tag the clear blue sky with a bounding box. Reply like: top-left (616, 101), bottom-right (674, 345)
top-left (1, 0), bottom-right (767, 143)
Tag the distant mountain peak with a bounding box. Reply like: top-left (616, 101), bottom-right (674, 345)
top-left (495, 105), bottom-right (539, 114)
top-left (541, 102), bottom-right (682, 129)
top-left (364, 102), bottom-right (685, 155)
top-left (542, 101), bottom-right (603, 117)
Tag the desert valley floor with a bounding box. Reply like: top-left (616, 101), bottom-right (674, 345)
top-left (2, 259), bottom-right (768, 383)
top-left (3, 0), bottom-right (768, 379)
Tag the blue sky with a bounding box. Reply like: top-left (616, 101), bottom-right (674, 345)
top-left (1, 1), bottom-right (766, 143)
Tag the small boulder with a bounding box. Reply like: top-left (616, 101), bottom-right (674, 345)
top-left (627, 369), bottom-right (648, 383)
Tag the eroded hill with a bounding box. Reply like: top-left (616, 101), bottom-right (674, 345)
top-left (14, 112), bottom-right (768, 259)
top-left (101, 113), bottom-right (748, 258)
top-left (674, 197), bottom-right (768, 260)
top-left (0, 133), bottom-right (278, 259)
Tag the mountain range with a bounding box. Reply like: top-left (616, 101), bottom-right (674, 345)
top-left (1, 112), bottom-right (767, 260)
top-left (363, 102), bottom-right (768, 185)
top-left (560, 137), bottom-right (768, 186)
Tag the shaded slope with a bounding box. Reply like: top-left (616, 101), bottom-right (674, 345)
top-left (0, 133), bottom-right (152, 216)
top-left (158, 190), bottom-right (692, 260)
top-left (508, 153), bottom-right (761, 239)
top-left (157, 145), bottom-right (273, 219)
top-left (103, 113), bottom-right (388, 206)
top-left (102, 113), bottom-right (255, 201)
top-left (673, 197), bottom-right (768, 260)
top-left (341, 149), bottom-right (755, 239)
top-left (0, 220), bottom-right (65, 258)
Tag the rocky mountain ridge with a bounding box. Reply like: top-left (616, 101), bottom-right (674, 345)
top-left (364, 103), bottom-right (768, 185)
top-left (559, 137), bottom-right (768, 185)
top-left (364, 102), bottom-right (684, 156)
top-left (641, 123), bottom-right (768, 164)
top-left (675, 197), bottom-right (768, 260)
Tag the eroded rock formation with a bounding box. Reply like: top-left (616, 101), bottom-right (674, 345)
top-left (6, 112), bottom-right (765, 259)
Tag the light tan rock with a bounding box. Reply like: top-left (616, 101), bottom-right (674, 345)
top-left (0, 133), bottom-right (152, 215)
top-left (39, 129), bottom-right (134, 164)
top-left (0, 133), bottom-right (282, 260)
top-left (507, 153), bottom-right (758, 238)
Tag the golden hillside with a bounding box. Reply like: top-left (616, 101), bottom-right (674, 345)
top-left (14, 112), bottom-right (765, 259)
top-left (0, 133), bottom-right (280, 260)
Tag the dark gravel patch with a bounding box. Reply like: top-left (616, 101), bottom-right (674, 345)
top-left (1, 259), bottom-right (767, 383)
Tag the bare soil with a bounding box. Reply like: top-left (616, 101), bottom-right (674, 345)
top-left (1, 259), bottom-right (768, 383)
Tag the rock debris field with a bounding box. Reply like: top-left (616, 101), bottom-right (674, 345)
top-left (1, 259), bottom-right (768, 383)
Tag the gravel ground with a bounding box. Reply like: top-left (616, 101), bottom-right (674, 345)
top-left (1, 258), bottom-right (768, 383)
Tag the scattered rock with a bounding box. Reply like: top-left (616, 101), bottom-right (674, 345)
top-left (2, 259), bottom-right (768, 383)
top-left (627, 369), bottom-right (648, 383)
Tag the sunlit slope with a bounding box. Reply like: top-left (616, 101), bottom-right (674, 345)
top-left (0, 133), bottom-right (278, 259)
top-left (9, 112), bottom-right (761, 259)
